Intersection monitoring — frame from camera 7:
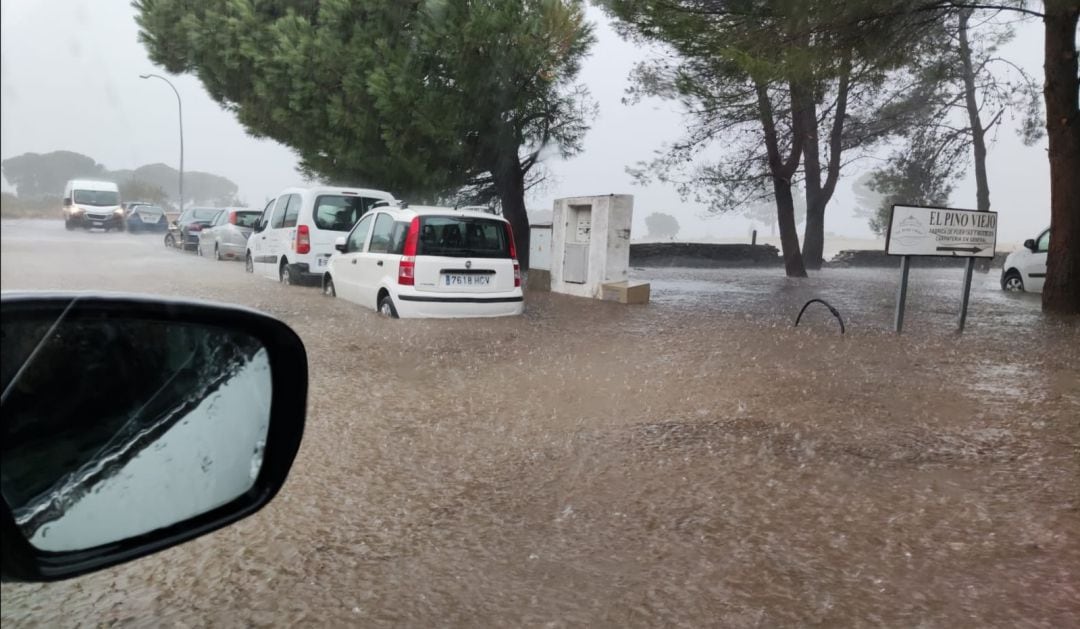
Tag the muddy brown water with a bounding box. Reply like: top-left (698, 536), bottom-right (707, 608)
top-left (2, 220), bottom-right (1078, 627)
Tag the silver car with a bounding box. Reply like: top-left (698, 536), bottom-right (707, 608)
top-left (196, 208), bottom-right (262, 261)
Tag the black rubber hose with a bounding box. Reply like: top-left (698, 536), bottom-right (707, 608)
top-left (794, 299), bottom-right (846, 335)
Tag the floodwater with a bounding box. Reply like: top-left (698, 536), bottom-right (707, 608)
top-left (2, 219), bottom-right (1078, 627)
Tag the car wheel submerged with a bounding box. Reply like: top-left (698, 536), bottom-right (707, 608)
top-left (215, 245), bottom-right (222, 261)
top-left (280, 262), bottom-right (295, 286)
top-left (1002, 270), bottom-right (1025, 292)
top-left (323, 276), bottom-right (336, 297)
top-left (164, 234), bottom-right (176, 249)
top-left (245, 253), bottom-right (254, 273)
top-left (378, 295), bottom-right (398, 319)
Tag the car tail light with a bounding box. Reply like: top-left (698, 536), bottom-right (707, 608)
top-left (398, 217), bottom-right (420, 285)
top-left (229, 211), bottom-right (237, 225)
top-left (296, 224), bottom-right (311, 254)
top-left (504, 223), bottom-right (521, 287)
top-left (189, 223), bottom-right (203, 232)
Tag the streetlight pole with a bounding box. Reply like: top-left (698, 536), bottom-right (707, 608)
top-left (139, 73), bottom-right (184, 214)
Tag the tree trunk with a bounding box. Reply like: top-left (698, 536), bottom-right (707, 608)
top-left (802, 98), bottom-right (826, 271)
top-left (774, 181), bottom-right (805, 276)
top-left (493, 163), bottom-right (531, 271)
top-left (801, 52), bottom-right (850, 270)
top-left (957, 8), bottom-right (991, 213)
top-left (1041, 1), bottom-right (1080, 314)
top-left (755, 78), bottom-right (807, 278)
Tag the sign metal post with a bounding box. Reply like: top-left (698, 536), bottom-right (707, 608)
top-left (957, 257), bottom-right (976, 332)
top-left (895, 255), bottom-right (911, 334)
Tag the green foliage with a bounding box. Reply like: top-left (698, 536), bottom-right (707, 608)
top-left (644, 212), bottom-right (680, 239)
top-left (851, 172), bottom-right (882, 220)
top-left (1, 150), bottom-right (238, 207)
top-left (0, 192), bottom-right (60, 218)
top-left (867, 137), bottom-right (956, 236)
top-left (122, 164), bottom-right (239, 206)
top-left (741, 190), bottom-right (805, 227)
top-left (133, 0), bottom-right (594, 201)
top-left (1, 151), bottom-right (106, 199)
top-left (602, 0), bottom-right (926, 212)
top-left (117, 179), bottom-right (171, 208)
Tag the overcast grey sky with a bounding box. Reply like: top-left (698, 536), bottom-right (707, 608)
top-left (1, 1), bottom-right (1050, 242)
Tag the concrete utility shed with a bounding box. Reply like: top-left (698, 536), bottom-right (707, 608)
top-left (542, 194), bottom-right (647, 304)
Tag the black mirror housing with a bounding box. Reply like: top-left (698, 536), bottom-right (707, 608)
top-left (1023, 239), bottom-right (1036, 252)
top-left (62, 198), bottom-right (72, 207)
top-left (0, 293), bottom-right (308, 582)
top-left (335, 243), bottom-right (347, 253)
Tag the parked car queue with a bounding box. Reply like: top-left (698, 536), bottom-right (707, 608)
top-left (155, 186), bottom-right (524, 318)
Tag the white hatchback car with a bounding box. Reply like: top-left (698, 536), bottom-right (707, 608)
top-left (1001, 226), bottom-right (1049, 293)
top-left (246, 186), bottom-right (395, 285)
top-left (323, 205), bottom-right (524, 318)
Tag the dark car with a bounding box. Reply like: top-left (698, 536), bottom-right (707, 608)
top-left (165, 207), bottom-right (223, 251)
top-left (125, 204), bottom-right (169, 233)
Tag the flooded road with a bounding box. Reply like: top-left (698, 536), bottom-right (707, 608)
top-left (2, 219), bottom-right (1078, 627)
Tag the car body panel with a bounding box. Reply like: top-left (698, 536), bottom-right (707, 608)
top-left (63, 179), bottom-right (123, 230)
top-left (1001, 227), bottom-right (1049, 293)
top-left (249, 187), bottom-right (395, 282)
top-left (326, 205), bottom-right (523, 318)
top-left (126, 205), bottom-right (169, 233)
top-left (168, 208), bottom-right (224, 250)
top-left (199, 209), bottom-right (259, 259)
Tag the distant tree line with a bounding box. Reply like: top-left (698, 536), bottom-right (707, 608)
top-left (1, 150), bottom-right (240, 210)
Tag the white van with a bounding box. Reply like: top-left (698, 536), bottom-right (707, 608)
top-left (63, 180), bottom-right (124, 231)
top-left (245, 186), bottom-right (395, 285)
top-left (322, 204), bottom-right (524, 318)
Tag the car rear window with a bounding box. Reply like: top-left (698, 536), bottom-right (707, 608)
top-left (234, 211), bottom-right (261, 228)
top-left (417, 216), bottom-right (510, 258)
top-left (191, 209), bottom-right (221, 221)
top-left (313, 195), bottom-right (385, 231)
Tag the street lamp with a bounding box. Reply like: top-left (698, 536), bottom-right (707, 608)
top-left (139, 73), bottom-right (184, 214)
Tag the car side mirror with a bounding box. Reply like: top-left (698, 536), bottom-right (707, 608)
top-left (62, 198), bottom-right (72, 207)
top-left (1023, 239), bottom-right (1036, 252)
top-left (334, 236), bottom-right (347, 253)
top-left (0, 293), bottom-right (307, 582)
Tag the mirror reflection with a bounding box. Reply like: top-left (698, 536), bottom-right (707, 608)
top-left (1, 316), bottom-right (272, 552)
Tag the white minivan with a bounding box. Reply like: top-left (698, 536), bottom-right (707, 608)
top-left (322, 205), bottom-right (524, 318)
top-left (62, 179), bottom-right (124, 231)
top-left (1001, 226), bottom-right (1049, 293)
top-left (245, 186), bottom-right (395, 285)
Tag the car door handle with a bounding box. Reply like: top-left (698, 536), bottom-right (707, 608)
top-left (351, 259), bottom-right (357, 264)
top-left (376, 260), bottom-right (383, 266)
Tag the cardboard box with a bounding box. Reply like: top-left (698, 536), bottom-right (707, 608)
top-left (601, 281), bottom-right (650, 305)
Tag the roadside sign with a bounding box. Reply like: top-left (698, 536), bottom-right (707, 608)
top-left (885, 204), bottom-right (998, 335)
top-left (886, 205), bottom-right (997, 258)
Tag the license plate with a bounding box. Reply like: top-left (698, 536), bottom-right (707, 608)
top-left (317, 257), bottom-right (328, 267)
top-left (443, 274), bottom-right (490, 287)
top-left (140, 214), bottom-right (160, 224)
top-left (92, 221), bottom-right (103, 227)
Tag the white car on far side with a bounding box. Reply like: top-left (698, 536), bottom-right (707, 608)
top-left (1001, 226), bottom-right (1049, 293)
top-left (322, 204), bottom-right (524, 318)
